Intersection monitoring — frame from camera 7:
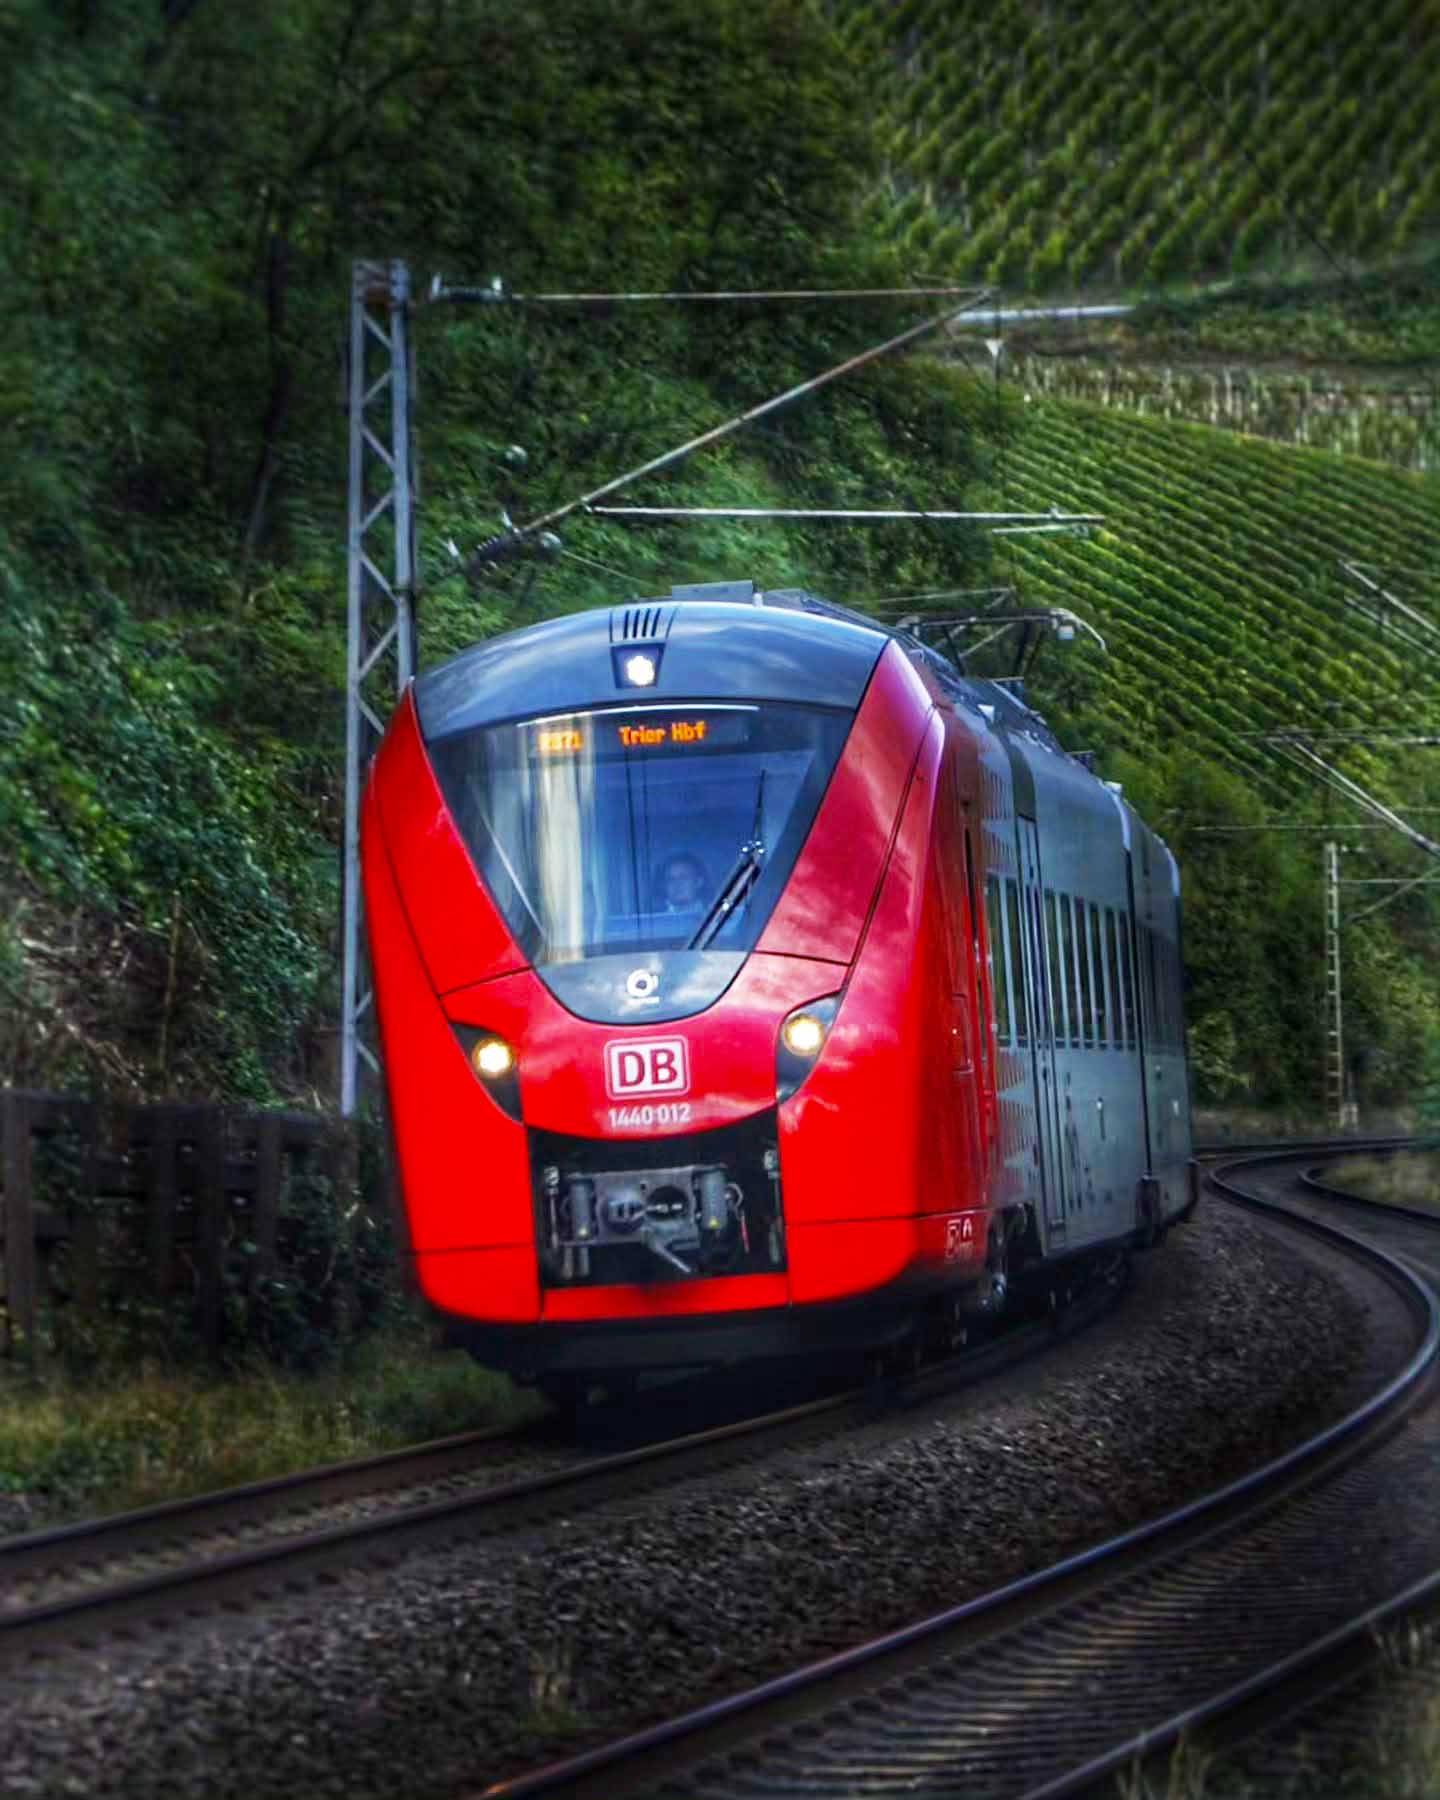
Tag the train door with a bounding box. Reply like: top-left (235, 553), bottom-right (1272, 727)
top-left (1018, 818), bottom-right (1069, 1237)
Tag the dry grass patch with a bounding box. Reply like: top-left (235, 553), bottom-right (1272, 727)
top-left (1326, 1152), bottom-right (1440, 1214)
top-left (0, 1317), bottom-right (540, 1532)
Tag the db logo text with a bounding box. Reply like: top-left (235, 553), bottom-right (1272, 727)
top-left (604, 1038), bottom-right (690, 1099)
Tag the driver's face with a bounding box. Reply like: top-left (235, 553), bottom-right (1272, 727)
top-left (666, 862), bottom-right (702, 907)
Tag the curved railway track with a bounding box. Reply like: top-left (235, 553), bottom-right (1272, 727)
top-left (475, 1144), bottom-right (1440, 1800)
top-left (0, 1265), bottom-right (1126, 1664)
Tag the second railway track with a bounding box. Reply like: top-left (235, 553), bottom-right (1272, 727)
top-left (476, 1146), bottom-right (1440, 1800)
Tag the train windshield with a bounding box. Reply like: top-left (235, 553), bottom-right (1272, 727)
top-left (429, 703), bottom-right (851, 963)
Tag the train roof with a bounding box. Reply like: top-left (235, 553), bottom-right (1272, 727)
top-left (416, 578), bottom-right (1075, 770)
top-left (414, 584), bottom-right (892, 740)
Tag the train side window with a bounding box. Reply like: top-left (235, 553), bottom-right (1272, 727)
top-left (1118, 916), bottom-right (1138, 1048)
top-left (1089, 903), bottom-right (1108, 1046)
top-left (1029, 889), bottom-right (1052, 1044)
top-left (1045, 891), bottom-right (1068, 1044)
top-left (1105, 909), bottom-right (1124, 1051)
top-left (985, 874), bottom-right (1011, 1044)
top-left (1075, 895), bottom-right (1094, 1047)
top-left (1058, 897), bottom-right (1078, 1046)
top-left (1005, 879), bottom-right (1030, 1046)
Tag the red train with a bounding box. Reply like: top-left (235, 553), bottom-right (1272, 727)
top-left (363, 581), bottom-right (1195, 1393)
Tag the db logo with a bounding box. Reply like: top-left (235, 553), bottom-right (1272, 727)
top-left (944, 1215), bottom-right (977, 1262)
top-left (604, 1037), bottom-right (690, 1099)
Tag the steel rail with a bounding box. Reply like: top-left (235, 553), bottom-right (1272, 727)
top-left (0, 1282), bottom-right (1118, 1663)
top-left (1043, 1148), bottom-right (1440, 1796)
top-left (474, 1154), bottom-right (1438, 1800)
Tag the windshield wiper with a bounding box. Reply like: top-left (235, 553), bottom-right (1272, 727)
top-left (687, 772), bottom-right (766, 951)
top-left (686, 842), bottom-right (765, 950)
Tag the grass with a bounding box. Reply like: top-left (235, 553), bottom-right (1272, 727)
top-left (1115, 1625), bottom-right (1440, 1796)
top-left (1193, 1108), bottom-right (1420, 1143)
top-left (1326, 1150), bottom-right (1440, 1212)
top-left (0, 1315), bottom-right (542, 1531)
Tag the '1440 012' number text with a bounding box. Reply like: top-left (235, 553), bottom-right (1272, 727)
top-left (608, 1102), bottom-right (692, 1130)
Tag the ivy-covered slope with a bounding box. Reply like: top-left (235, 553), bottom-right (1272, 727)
top-left (2, 0), bottom-right (1436, 1114)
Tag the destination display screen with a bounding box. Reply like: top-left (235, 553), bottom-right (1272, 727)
top-left (532, 710), bottom-right (753, 758)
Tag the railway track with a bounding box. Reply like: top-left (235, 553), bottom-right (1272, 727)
top-left (476, 1145), bottom-right (1440, 1800)
top-left (0, 1264), bottom-right (1124, 1665)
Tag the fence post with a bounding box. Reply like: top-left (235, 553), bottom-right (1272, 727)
top-left (328, 1120), bottom-right (359, 1344)
top-left (65, 1099), bottom-right (101, 1315)
top-left (1, 1092), bottom-right (37, 1354)
top-left (252, 1114), bottom-right (282, 1288)
top-left (194, 1107), bottom-right (226, 1356)
top-left (143, 1107), bottom-right (178, 1301)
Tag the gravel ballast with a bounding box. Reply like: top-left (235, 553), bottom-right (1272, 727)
top-left (2, 1202), bottom-right (1392, 1800)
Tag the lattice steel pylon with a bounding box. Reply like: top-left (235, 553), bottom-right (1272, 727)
top-left (1323, 840), bottom-right (1356, 1129)
top-left (342, 260), bottom-right (418, 1117)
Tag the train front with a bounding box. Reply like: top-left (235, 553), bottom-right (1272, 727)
top-left (361, 589), bottom-right (974, 1381)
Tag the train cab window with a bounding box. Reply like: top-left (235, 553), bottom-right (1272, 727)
top-left (1105, 909), bottom-right (1124, 1051)
top-left (1089, 903), bottom-right (1108, 1046)
top-left (1045, 891), bottom-right (1068, 1045)
top-left (1118, 916), bottom-right (1138, 1049)
top-left (1075, 897), bottom-right (1095, 1047)
top-left (1004, 879), bottom-right (1030, 1046)
top-left (428, 701), bottom-right (850, 963)
top-left (984, 874), bottom-right (1011, 1044)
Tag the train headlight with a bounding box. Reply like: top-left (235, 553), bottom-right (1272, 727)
top-left (472, 1036), bottom-right (516, 1079)
top-left (623, 652), bottom-right (657, 687)
top-left (776, 995), bottom-right (841, 1102)
top-left (451, 1025), bottom-right (523, 1121)
top-left (781, 1013), bottom-right (827, 1057)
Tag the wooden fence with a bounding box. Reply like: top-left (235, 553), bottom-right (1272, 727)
top-left (0, 1089), bottom-right (378, 1359)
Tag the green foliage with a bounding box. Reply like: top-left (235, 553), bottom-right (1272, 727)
top-left (837, 0), bottom-right (1440, 295)
top-left (1418, 1027), bottom-right (1440, 1146)
top-left (0, 0), bottom-right (887, 1102)
top-left (0, 551), bottom-right (330, 1097)
top-left (0, 0), bottom-right (1435, 1127)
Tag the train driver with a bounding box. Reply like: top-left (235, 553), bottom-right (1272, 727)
top-left (658, 852), bottom-right (708, 917)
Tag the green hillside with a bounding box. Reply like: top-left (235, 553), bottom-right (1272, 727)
top-left (840, 0), bottom-right (1440, 293)
top-left (2, 0), bottom-right (1437, 1118)
top-left (959, 394), bottom-right (1440, 1103)
top-left (982, 395), bottom-right (1440, 790)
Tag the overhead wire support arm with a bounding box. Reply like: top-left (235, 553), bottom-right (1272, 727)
top-left (585, 506), bottom-right (1103, 528)
top-left (905, 608), bottom-right (1108, 654)
top-left (462, 291), bottom-right (991, 576)
top-left (429, 278), bottom-right (993, 306)
top-left (1263, 737), bottom-right (1440, 858)
top-left (1338, 559), bottom-right (1440, 653)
